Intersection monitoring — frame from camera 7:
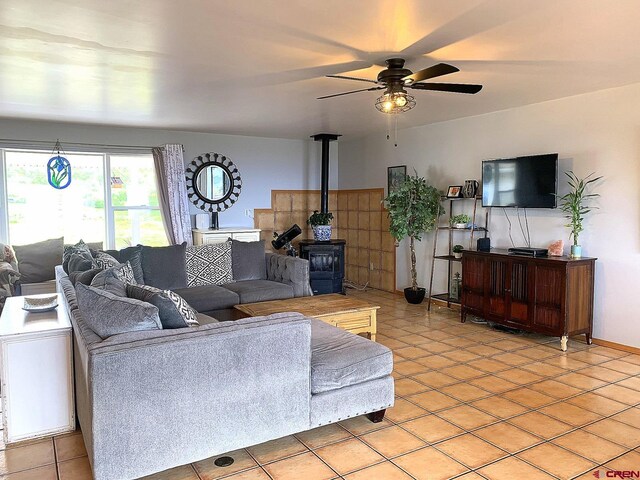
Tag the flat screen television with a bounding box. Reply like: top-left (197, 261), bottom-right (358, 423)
top-left (482, 153), bottom-right (558, 208)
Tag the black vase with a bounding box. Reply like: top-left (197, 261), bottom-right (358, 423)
top-left (404, 287), bottom-right (426, 304)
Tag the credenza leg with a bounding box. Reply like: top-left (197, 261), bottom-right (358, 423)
top-left (560, 335), bottom-right (568, 352)
top-left (585, 333), bottom-right (592, 345)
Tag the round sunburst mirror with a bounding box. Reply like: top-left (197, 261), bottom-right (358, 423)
top-left (186, 152), bottom-right (242, 212)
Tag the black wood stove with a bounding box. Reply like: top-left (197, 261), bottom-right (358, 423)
top-left (299, 239), bottom-right (345, 295)
top-left (299, 134), bottom-right (345, 295)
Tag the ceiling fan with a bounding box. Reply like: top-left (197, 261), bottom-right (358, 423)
top-left (318, 58), bottom-right (482, 114)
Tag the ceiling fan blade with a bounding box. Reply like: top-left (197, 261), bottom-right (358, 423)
top-left (410, 82), bottom-right (483, 94)
top-left (326, 74), bottom-right (377, 84)
top-left (403, 63), bottom-right (459, 84)
top-left (317, 86), bottom-right (384, 99)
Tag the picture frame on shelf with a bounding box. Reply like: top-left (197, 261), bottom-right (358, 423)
top-left (387, 165), bottom-right (407, 195)
top-left (446, 185), bottom-right (463, 198)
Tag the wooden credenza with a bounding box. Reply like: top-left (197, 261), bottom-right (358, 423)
top-left (461, 249), bottom-right (596, 351)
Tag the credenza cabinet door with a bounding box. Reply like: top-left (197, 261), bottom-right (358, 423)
top-left (531, 263), bottom-right (566, 335)
top-left (461, 255), bottom-right (485, 316)
top-left (486, 257), bottom-right (508, 321)
top-left (506, 259), bottom-right (531, 327)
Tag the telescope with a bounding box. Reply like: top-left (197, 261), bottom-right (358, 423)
top-left (272, 224), bottom-right (302, 256)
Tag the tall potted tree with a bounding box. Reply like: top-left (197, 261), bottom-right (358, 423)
top-left (385, 172), bottom-right (444, 304)
top-left (558, 171), bottom-right (601, 258)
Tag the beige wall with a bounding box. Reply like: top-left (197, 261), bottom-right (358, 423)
top-left (0, 118), bottom-right (338, 244)
top-left (338, 82), bottom-right (640, 348)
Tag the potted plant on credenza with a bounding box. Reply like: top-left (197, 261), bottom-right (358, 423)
top-left (559, 171), bottom-right (602, 258)
top-left (385, 172), bottom-right (444, 304)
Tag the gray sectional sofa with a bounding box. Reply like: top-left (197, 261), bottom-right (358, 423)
top-left (56, 244), bottom-right (395, 480)
top-left (99, 241), bottom-right (314, 318)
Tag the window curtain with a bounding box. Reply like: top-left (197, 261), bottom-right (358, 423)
top-left (152, 144), bottom-right (192, 246)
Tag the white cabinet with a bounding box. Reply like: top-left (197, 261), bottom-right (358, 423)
top-left (193, 227), bottom-right (261, 245)
top-left (0, 294), bottom-right (75, 444)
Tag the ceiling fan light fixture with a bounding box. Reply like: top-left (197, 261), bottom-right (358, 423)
top-left (375, 92), bottom-right (415, 114)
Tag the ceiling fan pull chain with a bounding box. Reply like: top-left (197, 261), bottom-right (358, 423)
top-left (394, 116), bottom-right (398, 147)
top-left (386, 114), bottom-right (391, 142)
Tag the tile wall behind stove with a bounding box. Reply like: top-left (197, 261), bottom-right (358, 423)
top-left (254, 188), bottom-right (396, 292)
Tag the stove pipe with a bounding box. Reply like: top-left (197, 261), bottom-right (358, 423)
top-left (311, 133), bottom-right (340, 213)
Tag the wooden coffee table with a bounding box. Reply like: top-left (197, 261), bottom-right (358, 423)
top-left (235, 294), bottom-right (379, 341)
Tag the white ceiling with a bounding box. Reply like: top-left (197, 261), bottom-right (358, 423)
top-left (2, 0), bottom-right (640, 139)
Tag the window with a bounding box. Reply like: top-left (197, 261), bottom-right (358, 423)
top-left (1, 148), bottom-right (167, 248)
top-left (109, 154), bottom-right (165, 249)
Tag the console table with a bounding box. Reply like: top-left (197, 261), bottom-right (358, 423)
top-left (461, 249), bottom-right (596, 351)
top-left (0, 294), bottom-right (75, 443)
top-left (193, 227), bottom-right (261, 245)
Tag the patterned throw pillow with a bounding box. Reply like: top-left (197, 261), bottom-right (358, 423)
top-left (115, 261), bottom-right (137, 285)
top-left (185, 242), bottom-right (233, 287)
top-left (138, 284), bottom-right (199, 327)
top-left (92, 251), bottom-right (120, 270)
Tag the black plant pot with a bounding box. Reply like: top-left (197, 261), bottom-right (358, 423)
top-left (404, 287), bottom-right (426, 304)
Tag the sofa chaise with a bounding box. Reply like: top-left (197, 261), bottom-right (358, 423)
top-left (58, 273), bottom-right (394, 480)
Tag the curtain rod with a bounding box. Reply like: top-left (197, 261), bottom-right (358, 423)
top-left (0, 138), bottom-right (183, 151)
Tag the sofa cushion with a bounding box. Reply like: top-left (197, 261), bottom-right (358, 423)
top-left (75, 283), bottom-right (162, 339)
top-left (185, 242), bottom-right (233, 287)
top-left (141, 243), bottom-right (188, 290)
top-left (102, 245), bottom-right (144, 284)
top-left (127, 284), bottom-right (198, 328)
top-left (232, 239), bottom-right (266, 281)
top-left (14, 237), bottom-right (63, 283)
top-left (222, 280), bottom-right (294, 304)
top-left (310, 320), bottom-right (393, 394)
top-left (195, 312), bottom-right (219, 325)
top-left (173, 284), bottom-right (240, 312)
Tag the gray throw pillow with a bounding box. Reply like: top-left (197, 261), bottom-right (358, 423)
top-left (67, 252), bottom-right (94, 273)
top-left (63, 240), bottom-right (94, 274)
top-left (141, 243), bottom-right (188, 290)
top-left (90, 262), bottom-right (137, 297)
top-left (75, 283), bottom-right (162, 339)
top-left (69, 268), bottom-right (101, 286)
top-left (65, 241), bottom-right (103, 251)
top-left (186, 242), bottom-right (233, 287)
top-left (126, 284), bottom-right (199, 329)
top-left (102, 245), bottom-right (144, 284)
top-left (231, 239), bottom-right (266, 281)
top-left (13, 237), bottom-right (64, 283)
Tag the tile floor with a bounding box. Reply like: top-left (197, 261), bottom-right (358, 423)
top-left (2, 288), bottom-right (640, 480)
